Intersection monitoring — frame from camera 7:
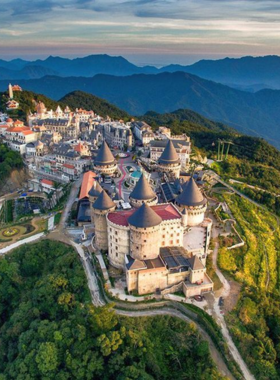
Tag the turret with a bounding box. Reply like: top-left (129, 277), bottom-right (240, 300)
top-left (92, 190), bottom-right (116, 250)
top-left (175, 178), bottom-right (207, 226)
top-left (158, 140), bottom-right (181, 178)
top-left (94, 141), bottom-right (117, 175)
top-left (88, 180), bottom-right (102, 207)
top-left (129, 174), bottom-right (158, 208)
top-left (128, 203), bottom-right (162, 261)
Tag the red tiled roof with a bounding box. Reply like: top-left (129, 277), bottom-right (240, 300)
top-left (14, 120), bottom-right (24, 125)
top-left (41, 179), bottom-right (54, 186)
top-left (79, 170), bottom-right (97, 200)
top-left (63, 163), bottom-right (75, 169)
top-left (6, 126), bottom-right (30, 133)
top-left (22, 130), bottom-right (34, 136)
top-left (107, 203), bottom-right (181, 227)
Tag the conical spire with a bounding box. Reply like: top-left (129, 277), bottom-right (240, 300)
top-left (92, 190), bottom-right (115, 210)
top-left (159, 140), bottom-right (179, 165)
top-left (88, 180), bottom-right (102, 198)
top-left (176, 178), bottom-right (206, 207)
top-left (95, 141), bottom-right (115, 166)
top-left (130, 174), bottom-right (156, 201)
top-left (128, 203), bottom-right (162, 228)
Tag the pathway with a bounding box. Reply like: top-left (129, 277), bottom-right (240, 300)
top-left (117, 308), bottom-right (235, 380)
top-left (0, 232), bottom-right (45, 255)
top-left (118, 158), bottom-right (126, 199)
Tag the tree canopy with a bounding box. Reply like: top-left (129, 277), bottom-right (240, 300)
top-left (0, 240), bottom-right (224, 380)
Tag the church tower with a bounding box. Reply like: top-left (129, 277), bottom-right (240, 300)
top-left (8, 84), bottom-right (13, 99)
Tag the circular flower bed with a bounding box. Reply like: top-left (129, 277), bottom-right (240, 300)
top-left (2, 227), bottom-right (20, 237)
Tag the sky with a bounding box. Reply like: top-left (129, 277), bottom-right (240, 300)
top-left (1, 0), bottom-right (280, 66)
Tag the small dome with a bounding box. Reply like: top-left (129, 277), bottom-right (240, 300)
top-left (6, 118), bottom-right (13, 122)
top-left (128, 203), bottom-right (162, 228)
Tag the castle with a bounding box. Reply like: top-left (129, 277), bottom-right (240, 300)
top-left (88, 140), bottom-right (213, 297)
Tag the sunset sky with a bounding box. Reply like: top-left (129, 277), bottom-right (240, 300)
top-left (1, 0), bottom-right (280, 66)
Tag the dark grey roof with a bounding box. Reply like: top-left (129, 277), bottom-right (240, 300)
top-left (151, 139), bottom-right (190, 148)
top-left (176, 178), bottom-right (206, 207)
top-left (129, 174), bottom-right (156, 201)
top-left (38, 118), bottom-right (69, 126)
top-left (128, 203), bottom-right (162, 228)
top-left (188, 255), bottom-right (204, 270)
top-left (95, 141), bottom-right (115, 166)
top-left (158, 140), bottom-right (180, 165)
top-left (88, 181), bottom-right (102, 197)
top-left (92, 190), bottom-right (115, 210)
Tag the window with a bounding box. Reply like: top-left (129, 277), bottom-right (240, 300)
top-left (116, 252), bottom-right (118, 257)
top-left (162, 241), bottom-right (165, 246)
top-left (170, 240), bottom-right (173, 245)
top-left (115, 231), bottom-right (118, 235)
top-left (116, 246), bottom-right (118, 250)
top-left (176, 239), bottom-right (179, 244)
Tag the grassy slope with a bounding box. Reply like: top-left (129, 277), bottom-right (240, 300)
top-left (214, 192), bottom-right (280, 379)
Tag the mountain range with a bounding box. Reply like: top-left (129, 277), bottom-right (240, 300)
top-left (1, 54), bottom-right (280, 90)
top-left (1, 71), bottom-right (280, 147)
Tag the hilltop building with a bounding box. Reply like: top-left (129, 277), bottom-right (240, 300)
top-left (102, 121), bottom-right (134, 150)
top-left (89, 175), bottom-right (213, 297)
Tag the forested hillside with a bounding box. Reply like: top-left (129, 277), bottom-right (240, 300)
top-left (60, 91), bottom-right (130, 120)
top-left (0, 142), bottom-right (23, 182)
top-left (3, 72), bottom-right (280, 147)
top-left (0, 90), bottom-right (64, 121)
top-left (0, 240), bottom-right (223, 379)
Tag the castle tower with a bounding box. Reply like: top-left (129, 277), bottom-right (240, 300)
top-left (129, 174), bottom-right (158, 208)
top-left (89, 180), bottom-right (103, 222)
top-left (158, 140), bottom-right (181, 178)
top-left (94, 140), bottom-right (117, 175)
top-left (175, 177), bottom-right (207, 227)
top-left (128, 203), bottom-right (162, 261)
top-left (8, 83), bottom-right (13, 99)
top-left (92, 190), bottom-right (116, 251)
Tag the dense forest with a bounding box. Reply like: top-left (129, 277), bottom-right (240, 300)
top-left (60, 91), bottom-right (131, 120)
top-left (0, 240), bottom-right (224, 379)
top-left (0, 142), bottom-right (23, 182)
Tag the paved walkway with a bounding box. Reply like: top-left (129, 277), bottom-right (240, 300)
top-left (118, 159), bottom-right (126, 198)
top-left (0, 232), bottom-right (45, 255)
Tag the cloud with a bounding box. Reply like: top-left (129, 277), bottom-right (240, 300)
top-left (1, 0), bottom-right (280, 64)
